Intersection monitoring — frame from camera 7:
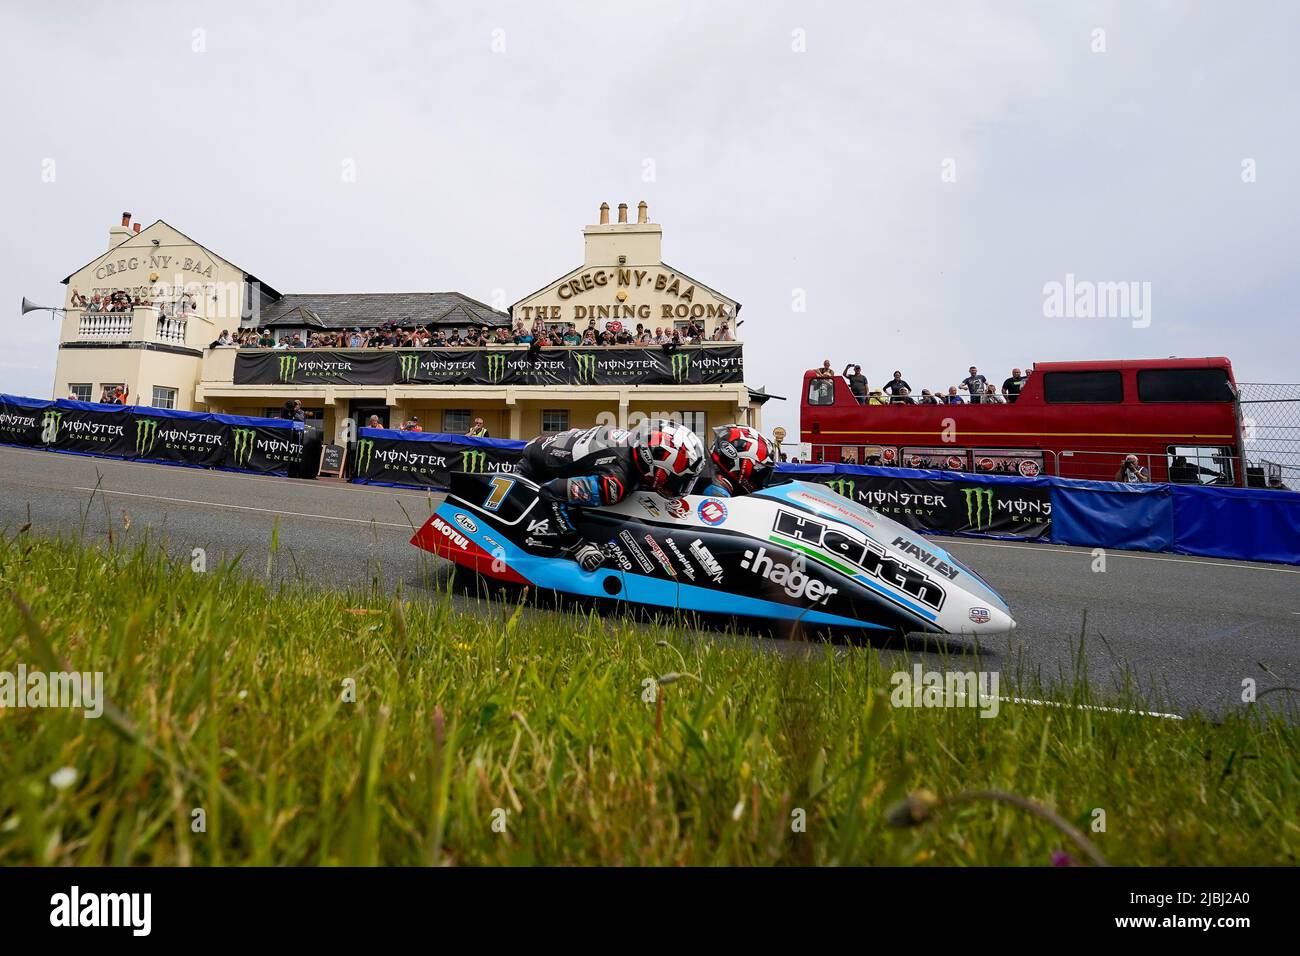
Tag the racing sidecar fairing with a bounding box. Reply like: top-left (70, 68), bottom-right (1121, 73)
top-left (411, 473), bottom-right (1016, 636)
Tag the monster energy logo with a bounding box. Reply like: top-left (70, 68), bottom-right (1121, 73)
top-left (670, 352), bottom-right (692, 383)
top-left (963, 487), bottom-right (995, 529)
top-left (277, 354), bottom-right (298, 381)
top-left (399, 354), bottom-right (420, 380)
top-left (40, 410), bottom-right (62, 443)
top-left (135, 418), bottom-right (159, 455)
top-left (573, 352), bottom-right (597, 383)
top-left (460, 449), bottom-right (489, 473)
top-left (231, 428), bottom-right (257, 467)
top-left (826, 477), bottom-right (856, 500)
top-left (484, 353), bottom-right (508, 383)
top-left (355, 439), bottom-right (375, 473)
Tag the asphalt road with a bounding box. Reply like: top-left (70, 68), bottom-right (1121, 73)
top-left (2, 444), bottom-right (1297, 719)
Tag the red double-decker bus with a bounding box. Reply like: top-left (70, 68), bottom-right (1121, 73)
top-left (798, 356), bottom-right (1283, 487)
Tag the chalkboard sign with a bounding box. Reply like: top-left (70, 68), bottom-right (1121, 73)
top-left (318, 443), bottom-right (346, 479)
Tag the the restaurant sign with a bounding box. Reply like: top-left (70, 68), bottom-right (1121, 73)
top-left (233, 345), bottom-right (745, 387)
top-left (514, 266), bottom-right (737, 326)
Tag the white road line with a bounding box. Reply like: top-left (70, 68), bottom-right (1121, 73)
top-left (945, 538), bottom-right (1300, 575)
top-left (74, 487), bottom-right (414, 530)
top-left (998, 695), bottom-right (1184, 720)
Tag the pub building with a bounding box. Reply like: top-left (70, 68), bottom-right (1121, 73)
top-left (51, 204), bottom-right (768, 443)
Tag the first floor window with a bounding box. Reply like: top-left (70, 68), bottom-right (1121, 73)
top-left (98, 383), bottom-right (125, 403)
top-left (68, 383), bottom-right (92, 402)
top-left (541, 409), bottom-right (569, 433)
top-left (442, 409), bottom-right (472, 433)
top-left (151, 386), bottom-right (178, 409)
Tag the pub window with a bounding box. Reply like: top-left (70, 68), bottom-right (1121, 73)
top-left (1138, 368), bottom-right (1234, 403)
top-left (68, 383), bottom-right (92, 403)
top-left (1042, 370), bottom-right (1123, 404)
top-left (807, 378), bottom-right (835, 406)
top-left (541, 409), bottom-right (569, 433)
top-left (98, 383), bottom-right (125, 402)
top-left (442, 409), bottom-right (472, 433)
top-left (151, 386), bottom-right (178, 409)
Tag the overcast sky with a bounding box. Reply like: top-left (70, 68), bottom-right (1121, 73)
top-left (3, 0), bottom-right (1297, 438)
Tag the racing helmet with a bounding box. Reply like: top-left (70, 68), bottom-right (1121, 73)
top-left (710, 425), bottom-right (775, 493)
top-left (630, 419), bottom-right (705, 498)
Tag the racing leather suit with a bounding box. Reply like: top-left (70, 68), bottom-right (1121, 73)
top-left (696, 460), bottom-right (738, 498)
top-left (515, 427), bottom-right (639, 553)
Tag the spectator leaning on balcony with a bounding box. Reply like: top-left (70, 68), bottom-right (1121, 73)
top-left (960, 366), bottom-right (988, 404)
top-left (842, 364), bottom-right (869, 404)
top-left (466, 417), bottom-right (489, 438)
top-left (867, 389), bottom-right (887, 406)
top-left (982, 383), bottom-right (1007, 404)
top-left (883, 370), bottom-right (912, 404)
top-left (1002, 367), bottom-right (1026, 403)
top-left (815, 359), bottom-right (835, 379)
top-left (918, 389), bottom-right (942, 405)
top-left (366, 415), bottom-right (382, 428)
top-left (210, 330), bottom-right (234, 348)
top-left (945, 386), bottom-right (964, 404)
top-left (402, 416), bottom-right (423, 433)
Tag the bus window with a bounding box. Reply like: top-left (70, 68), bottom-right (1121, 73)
top-left (1042, 370), bottom-right (1123, 403)
top-left (1138, 369), bottom-right (1234, 403)
top-left (1167, 446), bottom-right (1234, 485)
top-left (807, 377), bottom-right (836, 406)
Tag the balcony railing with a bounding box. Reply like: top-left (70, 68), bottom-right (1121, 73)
top-left (155, 316), bottom-right (188, 344)
top-left (76, 311), bottom-right (135, 340)
top-left (65, 307), bottom-right (190, 348)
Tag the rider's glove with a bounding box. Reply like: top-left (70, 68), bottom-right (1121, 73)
top-left (572, 542), bottom-right (606, 571)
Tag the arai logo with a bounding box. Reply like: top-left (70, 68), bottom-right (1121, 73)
top-left (698, 499), bottom-right (728, 526)
top-left (740, 547), bottom-right (838, 604)
top-left (454, 513), bottom-right (478, 534)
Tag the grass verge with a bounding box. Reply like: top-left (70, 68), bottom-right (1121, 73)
top-left (0, 531), bottom-right (1296, 865)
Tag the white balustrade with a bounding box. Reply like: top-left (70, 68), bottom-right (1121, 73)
top-left (76, 311), bottom-right (134, 340)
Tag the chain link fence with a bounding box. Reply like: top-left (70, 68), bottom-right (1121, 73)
top-left (1237, 383), bottom-right (1300, 490)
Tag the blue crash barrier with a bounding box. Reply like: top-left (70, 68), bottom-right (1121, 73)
top-left (776, 462), bottom-right (1300, 566)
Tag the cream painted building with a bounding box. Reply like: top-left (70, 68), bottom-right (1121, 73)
top-left (52, 205), bottom-right (771, 442)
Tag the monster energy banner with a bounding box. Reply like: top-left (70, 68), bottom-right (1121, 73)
top-left (353, 430), bottom-right (523, 489)
top-left (227, 422), bottom-right (303, 475)
top-left (808, 474), bottom-right (1052, 538)
top-left (132, 414), bottom-right (228, 467)
top-left (36, 404), bottom-right (136, 458)
top-left (233, 346), bottom-right (745, 386)
top-left (0, 396), bottom-right (44, 447)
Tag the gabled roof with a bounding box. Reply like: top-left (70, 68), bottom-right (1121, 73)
top-left (252, 292), bottom-right (508, 330)
top-left (61, 219), bottom-right (281, 298)
top-left (510, 260), bottom-right (741, 316)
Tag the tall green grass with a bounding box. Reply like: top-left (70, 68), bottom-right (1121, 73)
top-left (0, 531), bottom-right (1296, 865)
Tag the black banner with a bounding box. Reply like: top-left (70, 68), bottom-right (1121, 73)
top-left (804, 474), bottom-right (1052, 538)
top-left (234, 346), bottom-right (745, 387)
top-left (235, 350), bottom-right (397, 386)
top-left (227, 422), bottom-right (304, 475)
top-left (39, 404), bottom-right (136, 458)
top-left (132, 414), bottom-right (228, 467)
top-left (0, 398), bottom-right (43, 447)
top-left (353, 433), bottom-right (521, 489)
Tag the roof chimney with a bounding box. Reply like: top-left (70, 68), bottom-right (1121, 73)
top-left (599, 202), bottom-right (609, 225)
top-left (133, 222), bottom-right (141, 233)
top-left (637, 201), bottom-right (648, 224)
top-left (617, 202), bottom-right (628, 224)
top-left (122, 212), bottom-right (132, 227)
top-left (110, 212), bottom-right (133, 250)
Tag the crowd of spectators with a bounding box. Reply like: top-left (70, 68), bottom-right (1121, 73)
top-left (73, 288), bottom-right (198, 320)
top-left (815, 361), bottom-right (1030, 405)
top-left (211, 316), bottom-right (736, 350)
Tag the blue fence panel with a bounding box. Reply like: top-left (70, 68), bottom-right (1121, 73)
top-left (1049, 481), bottom-right (1175, 552)
top-left (1171, 484), bottom-right (1300, 565)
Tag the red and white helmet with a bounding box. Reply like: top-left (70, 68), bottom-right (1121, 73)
top-left (711, 425), bottom-right (775, 493)
top-left (631, 419), bottom-right (705, 498)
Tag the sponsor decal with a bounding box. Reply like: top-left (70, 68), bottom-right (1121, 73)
top-left (697, 498), bottom-right (728, 526)
top-left (41, 410), bottom-right (63, 442)
top-left (485, 353), bottom-right (508, 383)
top-left (430, 515), bottom-right (469, 550)
top-left (460, 449), bottom-right (490, 473)
top-left (963, 488), bottom-right (994, 530)
top-left (968, 607), bottom-right (991, 624)
top-left (573, 352), bottom-right (598, 383)
top-left (962, 486), bottom-right (1050, 530)
top-left (278, 354), bottom-right (297, 381)
top-left (600, 475), bottom-right (624, 504)
top-left (826, 477), bottom-right (855, 500)
top-left (231, 427), bottom-right (256, 467)
top-left (526, 518), bottom-right (552, 535)
top-left (603, 540), bottom-right (634, 571)
top-left (568, 476), bottom-right (597, 502)
top-left (373, 448), bottom-right (449, 471)
top-left (134, 418), bottom-right (158, 455)
top-left (741, 547), bottom-right (838, 604)
top-left (454, 513), bottom-right (479, 534)
top-left (689, 539), bottom-right (724, 583)
top-left (670, 352), bottom-right (691, 382)
top-left (355, 438), bottom-right (375, 472)
top-left (637, 495), bottom-right (661, 517)
top-left (663, 537), bottom-right (696, 581)
top-left (399, 353), bottom-right (421, 379)
top-left (642, 534), bottom-right (677, 577)
top-left (665, 497), bottom-right (689, 518)
top-left (770, 510), bottom-right (946, 611)
top-left (1018, 460), bottom-right (1040, 478)
top-left (618, 530), bottom-right (655, 574)
top-left (592, 456), bottom-right (616, 466)
top-left (889, 536), bottom-right (960, 580)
